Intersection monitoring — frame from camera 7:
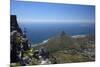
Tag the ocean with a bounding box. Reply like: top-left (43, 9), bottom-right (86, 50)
top-left (18, 22), bottom-right (95, 44)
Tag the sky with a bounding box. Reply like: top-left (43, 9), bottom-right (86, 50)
top-left (11, 0), bottom-right (95, 23)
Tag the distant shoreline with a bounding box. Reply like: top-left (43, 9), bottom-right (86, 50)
top-left (31, 33), bottom-right (94, 47)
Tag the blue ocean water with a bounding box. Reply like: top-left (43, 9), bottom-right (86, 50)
top-left (19, 22), bottom-right (95, 44)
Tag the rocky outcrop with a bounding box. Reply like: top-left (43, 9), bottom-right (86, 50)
top-left (10, 15), bottom-right (31, 63)
top-left (10, 15), bottom-right (22, 33)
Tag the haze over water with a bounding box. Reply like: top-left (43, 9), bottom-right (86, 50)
top-left (19, 22), bottom-right (95, 44)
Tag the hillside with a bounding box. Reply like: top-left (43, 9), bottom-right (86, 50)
top-left (34, 31), bottom-right (80, 52)
top-left (33, 32), bottom-right (95, 63)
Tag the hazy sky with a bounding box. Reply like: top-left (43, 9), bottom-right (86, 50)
top-left (11, 0), bottom-right (95, 23)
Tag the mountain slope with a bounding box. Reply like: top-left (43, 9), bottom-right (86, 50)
top-left (35, 31), bottom-right (80, 52)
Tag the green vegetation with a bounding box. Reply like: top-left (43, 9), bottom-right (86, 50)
top-left (33, 32), bottom-right (95, 64)
top-left (51, 51), bottom-right (92, 64)
top-left (11, 31), bottom-right (95, 66)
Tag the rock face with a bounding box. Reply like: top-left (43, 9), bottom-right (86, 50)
top-left (10, 15), bottom-right (22, 33)
top-left (10, 15), bottom-right (22, 63)
top-left (10, 15), bottom-right (31, 63)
